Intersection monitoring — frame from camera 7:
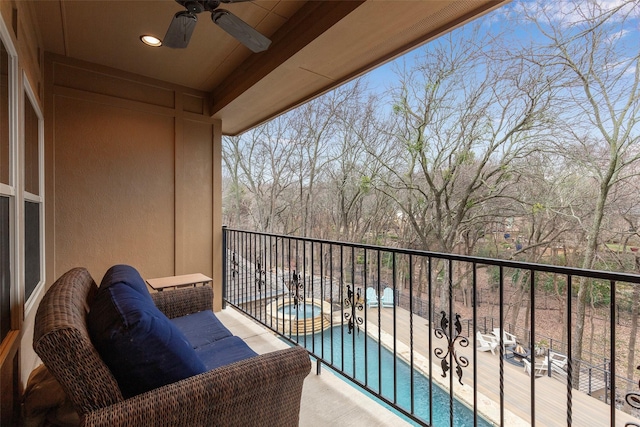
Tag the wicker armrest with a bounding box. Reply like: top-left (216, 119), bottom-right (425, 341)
top-left (82, 345), bottom-right (311, 427)
top-left (151, 286), bottom-right (213, 319)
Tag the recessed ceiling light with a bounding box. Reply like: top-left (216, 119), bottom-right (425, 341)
top-left (140, 35), bottom-right (162, 47)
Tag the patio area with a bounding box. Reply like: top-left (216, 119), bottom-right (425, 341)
top-left (367, 304), bottom-right (639, 426)
top-left (219, 302), bottom-right (639, 426)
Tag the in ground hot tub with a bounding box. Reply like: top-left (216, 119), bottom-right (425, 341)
top-left (279, 303), bottom-right (321, 319)
top-left (267, 297), bottom-right (332, 335)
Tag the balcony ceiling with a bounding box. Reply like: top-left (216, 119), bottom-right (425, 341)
top-left (33, 0), bottom-right (508, 135)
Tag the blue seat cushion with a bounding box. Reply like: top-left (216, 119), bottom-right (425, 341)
top-left (170, 310), bottom-right (233, 349)
top-left (88, 267), bottom-right (206, 398)
top-left (196, 336), bottom-right (258, 371)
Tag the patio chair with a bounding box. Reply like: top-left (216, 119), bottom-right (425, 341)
top-left (524, 356), bottom-right (549, 377)
top-left (381, 287), bottom-right (395, 308)
top-left (366, 287), bottom-right (379, 308)
top-left (549, 351), bottom-right (568, 376)
top-left (492, 328), bottom-right (517, 351)
top-left (476, 331), bottom-right (499, 355)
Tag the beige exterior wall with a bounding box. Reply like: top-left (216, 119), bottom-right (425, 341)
top-left (45, 54), bottom-right (221, 290)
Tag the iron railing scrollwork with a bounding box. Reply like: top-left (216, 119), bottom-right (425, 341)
top-left (344, 284), bottom-right (364, 335)
top-left (287, 270), bottom-right (304, 309)
top-left (626, 365), bottom-right (640, 427)
top-left (255, 259), bottom-right (266, 292)
top-left (434, 311), bottom-right (469, 385)
top-left (230, 251), bottom-right (239, 281)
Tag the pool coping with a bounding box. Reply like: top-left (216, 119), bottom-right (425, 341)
top-left (358, 316), bottom-right (528, 427)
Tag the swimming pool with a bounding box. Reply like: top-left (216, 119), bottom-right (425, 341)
top-left (291, 325), bottom-right (491, 427)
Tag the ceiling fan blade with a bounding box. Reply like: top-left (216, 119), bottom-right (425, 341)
top-left (211, 9), bottom-right (271, 53)
top-left (163, 11), bottom-right (198, 49)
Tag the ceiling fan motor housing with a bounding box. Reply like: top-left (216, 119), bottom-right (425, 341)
top-left (176, 0), bottom-right (223, 14)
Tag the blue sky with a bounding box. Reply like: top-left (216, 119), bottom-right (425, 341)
top-left (361, 0), bottom-right (640, 96)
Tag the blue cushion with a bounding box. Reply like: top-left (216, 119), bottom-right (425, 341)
top-left (170, 310), bottom-right (233, 349)
top-left (195, 336), bottom-right (258, 371)
top-left (100, 264), bottom-right (153, 302)
top-left (88, 273), bottom-right (206, 398)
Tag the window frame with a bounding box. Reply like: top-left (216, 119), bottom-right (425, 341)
top-left (22, 74), bottom-right (44, 314)
top-left (0, 14), bottom-right (19, 343)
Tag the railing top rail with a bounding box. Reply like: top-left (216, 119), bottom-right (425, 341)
top-left (224, 227), bottom-right (640, 284)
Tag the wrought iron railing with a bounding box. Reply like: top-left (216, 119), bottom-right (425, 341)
top-left (396, 293), bottom-right (638, 397)
top-left (222, 227), bottom-right (640, 427)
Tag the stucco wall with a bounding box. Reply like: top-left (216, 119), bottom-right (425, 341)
top-left (45, 55), bottom-right (221, 289)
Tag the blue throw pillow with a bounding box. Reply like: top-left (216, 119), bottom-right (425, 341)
top-left (100, 264), bottom-right (153, 302)
top-left (88, 269), bottom-right (206, 398)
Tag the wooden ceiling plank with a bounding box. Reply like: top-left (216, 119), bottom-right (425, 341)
top-left (209, 0), bottom-right (365, 116)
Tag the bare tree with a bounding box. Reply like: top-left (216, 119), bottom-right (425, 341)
top-left (287, 84), bottom-right (361, 238)
top-left (222, 115), bottom-right (298, 233)
top-left (526, 0), bottom-right (640, 384)
top-left (325, 80), bottom-right (392, 243)
top-left (370, 24), bottom-right (553, 310)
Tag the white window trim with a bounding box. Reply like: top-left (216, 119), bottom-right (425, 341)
top-left (22, 73), bottom-right (45, 315)
top-left (0, 183), bottom-right (14, 197)
top-left (0, 11), bottom-right (19, 334)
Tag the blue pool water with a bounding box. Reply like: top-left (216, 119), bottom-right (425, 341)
top-left (291, 326), bottom-right (491, 427)
top-left (279, 303), bottom-right (320, 319)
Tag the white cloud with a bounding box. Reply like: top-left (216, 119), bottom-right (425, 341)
top-left (605, 28), bottom-right (631, 43)
top-left (511, 0), bottom-right (640, 28)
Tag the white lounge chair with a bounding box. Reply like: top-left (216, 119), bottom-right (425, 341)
top-left (365, 287), bottom-right (379, 308)
top-left (381, 287), bottom-right (395, 307)
top-left (524, 356), bottom-right (549, 377)
top-left (476, 331), bottom-right (499, 355)
top-left (492, 328), bottom-right (517, 351)
top-left (549, 351), bottom-right (568, 376)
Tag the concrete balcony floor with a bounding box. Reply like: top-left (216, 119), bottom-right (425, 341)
top-left (216, 306), bottom-right (411, 427)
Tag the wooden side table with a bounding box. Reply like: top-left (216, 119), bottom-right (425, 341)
top-left (146, 273), bottom-right (212, 291)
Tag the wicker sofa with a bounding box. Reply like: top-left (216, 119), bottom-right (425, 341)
top-left (33, 267), bottom-right (311, 426)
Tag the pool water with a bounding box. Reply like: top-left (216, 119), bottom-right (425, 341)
top-left (278, 303), bottom-right (320, 319)
top-left (291, 326), bottom-right (491, 427)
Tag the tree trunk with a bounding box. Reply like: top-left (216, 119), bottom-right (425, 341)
top-left (573, 180), bottom-right (609, 387)
top-left (626, 256), bottom-right (640, 385)
top-left (510, 285), bottom-right (525, 333)
top-left (509, 271), bottom-right (530, 335)
top-left (588, 304), bottom-right (595, 365)
top-left (524, 294), bottom-right (531, 345)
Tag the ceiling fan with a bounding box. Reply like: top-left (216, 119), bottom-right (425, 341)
top-left (163, 0), bottom-right (272, 52)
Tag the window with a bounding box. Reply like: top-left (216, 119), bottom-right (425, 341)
top-left (23, 79), bottom-right (43, 306)
top-left (0, 41), bottom-right (8, 185)
top-left (1, 195), bottom-right (9, 341)
top-left (24, 200), bottom-right (39, 300)
top-left (0, 30), bottom-right (14, 343)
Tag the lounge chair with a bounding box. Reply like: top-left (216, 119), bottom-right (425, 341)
top-left (476, 331), bottom-right (499, 355)
top-left (492, 328), bottom-right (517, 351)
top-left (549, 351), bottom-right (568, 376)
top-left (366, 287), bottom-right (379, 308)
top-left (524, 356), bottom-right (549, 377)
top-left (381, 287), bottom-right (395, 308)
